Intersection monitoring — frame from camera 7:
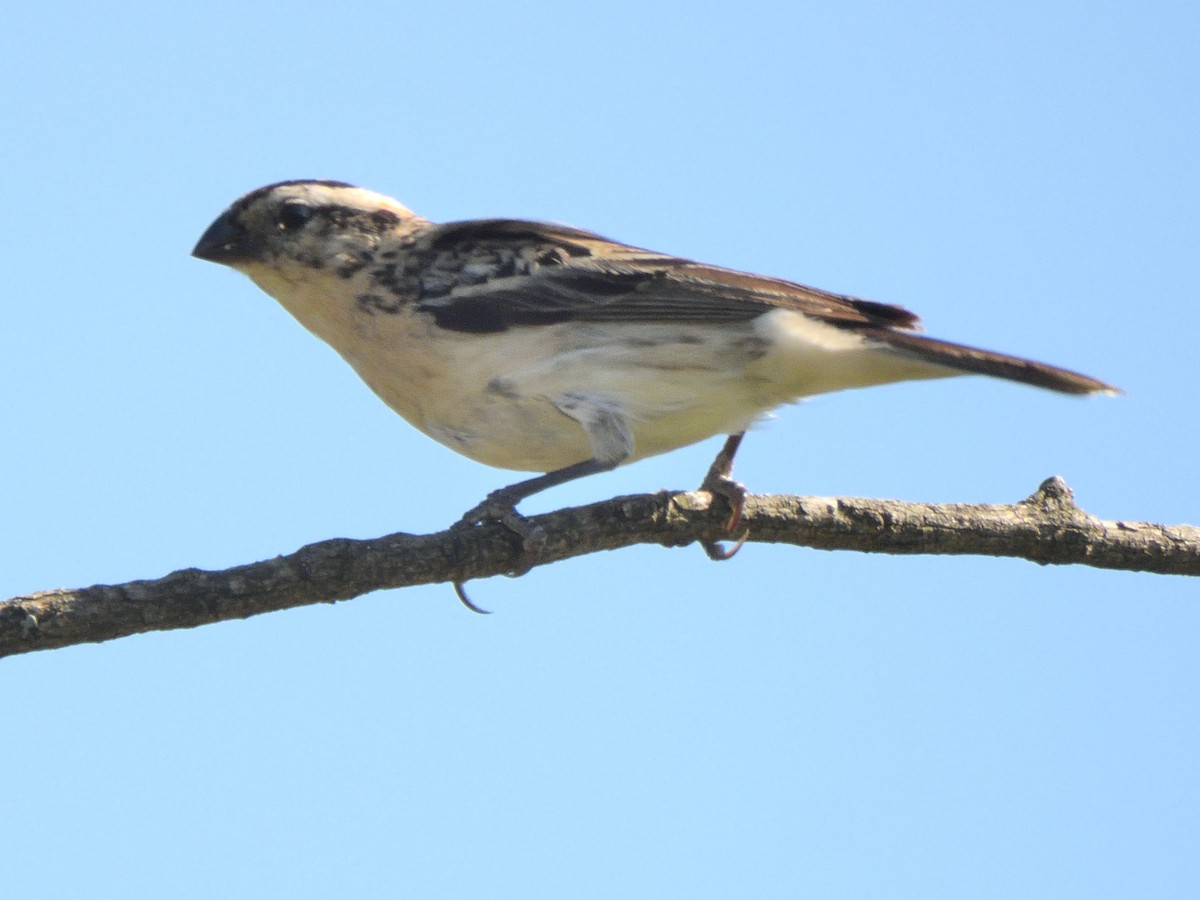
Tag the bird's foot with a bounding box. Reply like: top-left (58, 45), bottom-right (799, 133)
top-left (453, 490), bottom-right (549, 613)
top-left (699, 474), bottom-right (750, 560)
top-left (699, 433), bottom-right (750, 561)
top-left (458, 490), bottom-right (549, 569)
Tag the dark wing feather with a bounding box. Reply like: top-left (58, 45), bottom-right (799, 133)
top-left (414, 219), bottom-right (920, 333)
top-left (413, 219), bottom-right (1117, 395)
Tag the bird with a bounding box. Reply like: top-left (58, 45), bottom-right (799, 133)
top-left (192, 179), bottom-right (1116, 577)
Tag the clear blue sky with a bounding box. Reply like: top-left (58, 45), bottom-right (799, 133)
top-left (3, 2), bottom-right (1197, 897)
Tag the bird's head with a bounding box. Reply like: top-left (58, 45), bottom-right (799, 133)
top-left (192, 180), bottom-right (426, 289)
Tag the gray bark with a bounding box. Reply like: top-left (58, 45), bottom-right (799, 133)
top-left (3, 478), bottom-right (1196, 659)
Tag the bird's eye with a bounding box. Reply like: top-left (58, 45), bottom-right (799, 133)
top-left (278, 202), bottom-right (313, 232)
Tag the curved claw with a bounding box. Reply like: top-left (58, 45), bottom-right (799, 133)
top-left (454, 581), bottom-right (492, 615)
top-left (701, 528), bottom-right (750, 562)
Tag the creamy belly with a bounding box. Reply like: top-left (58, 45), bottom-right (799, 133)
top-left (256, 266), bottom-right (958, 473)
top-left (345, 315), bottom-right (779, 471)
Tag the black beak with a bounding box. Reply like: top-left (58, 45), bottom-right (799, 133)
top-left (192, 211), bottom-right (252, 265)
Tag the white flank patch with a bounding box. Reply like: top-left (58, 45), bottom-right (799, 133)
top-left (750, 309), bottom-right (959, 397)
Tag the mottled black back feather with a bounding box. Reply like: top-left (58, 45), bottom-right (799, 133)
top-left (416, 219), bottom-right (922, 332)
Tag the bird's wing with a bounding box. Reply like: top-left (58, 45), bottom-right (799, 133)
top-left (410, 219), bottom-right (1115, 394)
top-left (411, 219), bottom-right (921, 335)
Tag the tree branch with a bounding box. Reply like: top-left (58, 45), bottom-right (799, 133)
top-left (3, 477), bottom-right (1196, 659)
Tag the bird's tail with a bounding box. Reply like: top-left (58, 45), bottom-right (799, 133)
top-left (865, 328), bottom-right (1118, 395)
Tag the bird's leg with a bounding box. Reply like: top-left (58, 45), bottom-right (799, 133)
top-left (698, 432), bottom-right (750, 561)
top-left (454, 402), bottom-right (633, 611)
top-left (460, 458), bottom-right (619, 532)
top-left (455, 457), bottom-right (620, 596)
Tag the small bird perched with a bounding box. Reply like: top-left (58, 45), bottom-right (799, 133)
top-left (193, 180), bottom-right (1115, 558)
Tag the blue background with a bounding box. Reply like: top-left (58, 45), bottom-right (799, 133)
top-left (4, 2), bottom-right (1197, 897)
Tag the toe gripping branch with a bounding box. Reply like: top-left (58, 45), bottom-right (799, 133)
top-left (698, 433), bottom-right (750, 561)
top-left (452, 490), bottom-right (547, 614)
